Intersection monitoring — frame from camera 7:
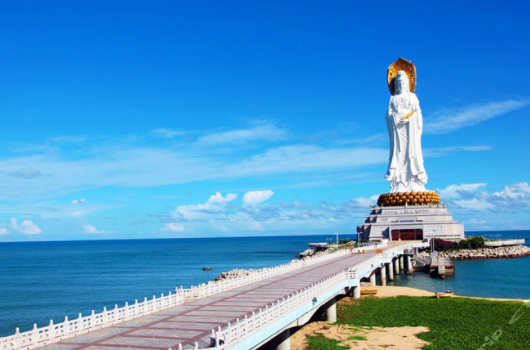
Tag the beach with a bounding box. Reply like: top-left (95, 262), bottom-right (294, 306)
top-left (359, 285), bottom-right (529, 302)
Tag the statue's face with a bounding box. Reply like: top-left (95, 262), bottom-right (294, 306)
top-left (395, 71), bottom-right (409, 94)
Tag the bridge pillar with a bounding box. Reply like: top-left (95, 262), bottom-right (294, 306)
top-left (276, 329), bottom-right (290, 350)
top-left (399, 255), bottom-right (404, 272)
top-left (406, 255), bottom-right (413, 274)
top-left (353, 286), bottom-right (361, 298)
top-left (369, 273), bottom-right (376, 285)
top-left (394, 258), bottom-right (400, 275)
top-left (380, 266), bottom-right (387, 286)
top-left (325, 297), bottom-right (337, 322)
top-left (388, 262), bottom-right (394, 281)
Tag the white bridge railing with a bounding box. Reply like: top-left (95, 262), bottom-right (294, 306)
top-left (205, 245), bottom-right (421, 350)
top-left (207, 270), bottom-right (348, 350)
top-left (0, 248), bottom-right (353, 350)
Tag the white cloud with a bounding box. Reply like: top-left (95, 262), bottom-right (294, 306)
top-left (248, 222), bottom-right (264, 231)
top-left (465, 218), bottom-right (488, 225)
top-left (83, 224), bottom-right (112, 234)
top-left (439, 183), bottom-right (486, 199)
top-left (71, 198), bottom-right (85, 204)
top-left (0, 126), bottom-right (391, 202)
top-left (150, 128), bottom-right (187, 139)
top-left (197, 123), bottom-right (287, 145)
top-left (224, 145), bottom-right (387, 176)
top-left (0, 227), bottom-right (8, 235)
top-left (424, 146), bottom-right (490, 158)
top-left (454, 198), bottom-right (495, 211)
top-left (243, 190), bottom-right (274, 206)
top-left (8, 168), bottom-right (42, 179)
top-left (493, 182), bottom-right (530, 199)
top-left (426, 99), bottom-right (530, 134)
top-left (174, 192), bottom-right (237, 220)
top-left (208, 192), bottom-right (237, 204)
top-left (10, 218), bottom-right (42, 235)
top-left (162, 223), bottom-right (185, 232)
top-left (442, 182), bottom-right (530, 212)
top-left (348, 195), bottom-right (379, 208)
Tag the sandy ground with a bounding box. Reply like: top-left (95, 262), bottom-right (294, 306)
top-left (362, 285), bottom-right (529, 302)
top-left (361, 286), bottom-right (434, 298)
top-left (290, 286), bottom-right (528, 350)
top-left (291, 321), bottom-right (430, 350)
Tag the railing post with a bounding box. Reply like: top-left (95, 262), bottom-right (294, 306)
top-left (49, 319), bottom-right (55, 339)
top-left (14, 327), bottom-right (20, 349)
top-left (102, 307), bottom-right (107, 325)
top-left (32, 323), bottom-right (38, 347)
top-left (64, 316), bottom-right (69, 334)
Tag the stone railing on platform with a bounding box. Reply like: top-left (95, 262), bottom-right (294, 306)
top-left (485, 239), bottom-right (525, 247)
top-left (0, 248), bottom-right (351, 350)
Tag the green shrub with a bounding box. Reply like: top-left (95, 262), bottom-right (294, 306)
top-left (467, 236), bottom-right (485, 249)
top-left (456, 239), bottom-right (471, 250)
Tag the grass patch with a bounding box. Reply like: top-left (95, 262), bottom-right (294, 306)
top-left (348, 335), bottom-right (367, 341)
top-left (338, 297), bottom-right (530, 350)
top-left (305, 333), bottom-right (348, 350)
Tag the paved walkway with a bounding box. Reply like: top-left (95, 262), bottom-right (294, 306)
top-left (41, 250), bottom-right (389, 350)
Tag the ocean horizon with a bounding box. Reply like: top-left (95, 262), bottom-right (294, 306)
top-left (1, 230), bottom-right (529, 336)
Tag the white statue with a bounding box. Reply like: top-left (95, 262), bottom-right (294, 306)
top-left (385, 70), bottom-right (428, 192)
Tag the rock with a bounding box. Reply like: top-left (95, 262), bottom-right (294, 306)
top-left (422, 245), bottom-right (530, 260)
top-left (215, 247), bottom-right (337, 281)
top-left (296, 248), bottom-right (316, 258)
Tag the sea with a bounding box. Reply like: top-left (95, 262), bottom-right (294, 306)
top-left (1, 231), bottom-right (529, 336)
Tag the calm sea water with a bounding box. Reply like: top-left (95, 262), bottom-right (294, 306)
top-left (387, 230), bottom-right (530, 300)
top-left (0, 234), bottom-right (337, 336)
top-left (1, 231), bottom-right (529, 336)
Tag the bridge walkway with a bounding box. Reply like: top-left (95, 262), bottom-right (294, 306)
top-left (38, 248), bottom-right (399, 350)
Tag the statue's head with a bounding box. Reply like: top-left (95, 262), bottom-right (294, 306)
top-left (395, 71), bottom-right (410, 94)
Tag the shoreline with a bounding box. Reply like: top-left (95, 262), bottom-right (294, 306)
top-left (360, 285), bottom-right (529, 302)
top-left (292, 286), bottom-right (529, 350)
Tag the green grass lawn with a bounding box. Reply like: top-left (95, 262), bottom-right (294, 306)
top-left (334, 296), bottom-right (530, 350)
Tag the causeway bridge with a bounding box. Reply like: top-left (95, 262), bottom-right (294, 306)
top-left (1, 241), bottom-right (426, 350)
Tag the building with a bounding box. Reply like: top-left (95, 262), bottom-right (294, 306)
top-left (357, 204), bottom-right (465, 241)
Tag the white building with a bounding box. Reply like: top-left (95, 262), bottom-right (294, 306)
top-left (357, 204), bottom-right (465, 241)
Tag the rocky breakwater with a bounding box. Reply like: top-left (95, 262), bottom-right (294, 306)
top-left (421, 245), bottom-right (530, 261)
top-left (296, 247), bottom-right (333, 259)
top-left (215, 247), bottom-right (334, 281)
top-left (215, 268), bottom-right (258, 281)
top-left (215, 261), bottom-right (298, 282)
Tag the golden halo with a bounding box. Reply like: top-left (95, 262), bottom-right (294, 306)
top-left (387, 57), bottom-right (416, 95)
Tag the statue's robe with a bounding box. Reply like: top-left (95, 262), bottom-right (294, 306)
top-left (385, 91), bottom-right (427, 192)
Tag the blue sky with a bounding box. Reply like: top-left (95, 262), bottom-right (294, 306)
top-left (1, 1), bottom-right (529, 241)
